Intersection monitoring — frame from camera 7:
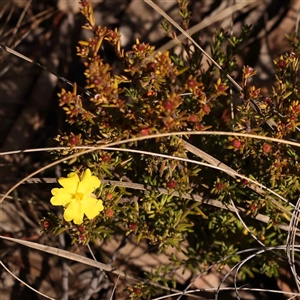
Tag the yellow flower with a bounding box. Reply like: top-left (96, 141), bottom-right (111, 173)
top-left (51, 169), bottom-right (103, 224)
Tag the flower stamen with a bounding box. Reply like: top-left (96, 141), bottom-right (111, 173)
top-left (75, 193), bottom-right (84, 201)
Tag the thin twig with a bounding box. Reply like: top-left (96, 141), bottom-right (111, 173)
top-left (0, 235), bottom-right (203, 299)
top-left (143, 0), bottom-right (278, 130)
top-left (0, 260), bottom-right (55, 300)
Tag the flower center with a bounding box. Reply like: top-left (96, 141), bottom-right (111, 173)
top-left (74, 192), bottom-right (84, 201)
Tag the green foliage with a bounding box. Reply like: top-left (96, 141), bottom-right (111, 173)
top-left (44, 0), bottom-right (300, 297)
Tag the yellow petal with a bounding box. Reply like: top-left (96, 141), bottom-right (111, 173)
top-left (63, 201), bottom-right (84, 224)
top-left (77, 169), bottom-right (100, 194)
top-left (50, 188), bottom-right (72, 206)
top-left (82, 197), bottom-right (104, 220)
top-left (58, 172), bottom-right (79, 193)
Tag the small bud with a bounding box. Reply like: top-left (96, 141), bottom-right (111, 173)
top-left (42, 220), bottom-right (50, 229)
top-left (202, 104), bottom-right (210, 114)
top-left (61, 94), bottom-right (69, 103)
top-left (244, 66), bottom-right (254, 75)
top-left (163, 100), bottom-right (173, 110)
top-left (109, 31), bottom-right (118, 39)
top-left (129, 223), bottom-right (137, 230)
top-left (278, 60), bottom-right (286, 69)
top-left (232, 139), bottom-right (242, 149)
top-left (293, 105), bottom-right (300, 113)
top-left (189, 115), bottom-right (197, 122)
top-left (102, 154), bottom-right (110, 162)
top-left (136, 44), bottom-right (145, 51)
top-left (80, 0), bottom-right (89, 7)
top-left (105, 209), bottom-right (114, 218)
top-left (196, 123), bottom-right (204, 130)
top-left (264, 97), bottom-right (272, 104)
top-left (215, 182), bottom-right (224, 190)
top-left (106, 193), bottom-right (113, 201)
top-left (69, 135), bottom-right (79, 145)
top-left (134, 288), bottom-right (141, 295)
top-left (263, 143), bottom-right (271, 153)
top-left (187, 79), bottom-right (197, 89)
top-left (243, 65), bottom-right (256, 78)
top-left (167, 180), bottom-right (176, 189)
top-left (78, 226), bottom-right (85, 233)
top-left (217, 84), bottom-right (226, 92)
top-left (93, 77), bottom-right (102, 85)
top-left (147, 62), bottom-right (156, 72)
top-left (140, 128), bottom-right (150, 136)
top-left (242, 179), bottom-right (249, 186)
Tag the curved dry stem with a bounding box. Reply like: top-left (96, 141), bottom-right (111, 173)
top-left (143, 0), bottom-right (241, 92)
top-left (6, 0), bottom-right (32, 45)
top-left (105, 146), bottom-right (294, 220)
top-left (0, 260), bottom-right (55, 300)
top-left (2, 176), bottom-right (296, 235)
top-left (177, 244), bottom-right (300, 300)
top-left (2, 131), bottom-right (300, 157)
top-left (146, 1), bottom-right (257, 60)
top-left (2, 2), bottom-right (299, 299)
top-left (230, 198), bottom-right (267, 248)
top-left (286, 197), bottom-right (300, 293)
top-left (153, 287), bottom-right (300, 300)
top-left (0, 7), bottom-right (57, 76)
top-left (1, 131), bottom-right (299, 227)
top-left (143, 0), bottom-right (282, 130)
top-left (0, 235), bottom-right (203, 299)
top-left (215, 245), bottom-right (292, 300)
top-left (109, 272), bottom-right (120, 300)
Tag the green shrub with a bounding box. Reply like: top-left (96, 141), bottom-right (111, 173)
top-left (43, 0), bottom-right (300, 298)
